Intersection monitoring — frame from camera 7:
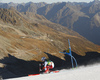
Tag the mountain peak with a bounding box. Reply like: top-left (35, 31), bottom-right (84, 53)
top-left (94, 0), bottom-right (99, 2)
top-left (93, 0), bottom-right (100, 4)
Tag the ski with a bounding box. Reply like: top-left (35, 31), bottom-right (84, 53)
top-left (28, 74), bottom-right (40, 76)
top-left (50, 70), bottom-right (59, 73)
top-left (28, 70), bottom-right (59, 76)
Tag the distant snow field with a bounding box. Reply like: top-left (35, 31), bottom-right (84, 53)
top-left (5, 63), bottom-right (100, 80)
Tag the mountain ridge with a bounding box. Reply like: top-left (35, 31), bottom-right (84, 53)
top-left (0, 8), bottom-right (99, 61)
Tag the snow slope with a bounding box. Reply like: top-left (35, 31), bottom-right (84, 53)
top-left (5, 64), bottom-right (100, 80)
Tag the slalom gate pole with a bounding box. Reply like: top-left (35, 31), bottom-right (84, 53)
top-left (59, 39), bottom-right (78, 68)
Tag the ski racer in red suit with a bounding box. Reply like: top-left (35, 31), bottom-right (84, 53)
top-left (40, 57), bottom-right (54, 73)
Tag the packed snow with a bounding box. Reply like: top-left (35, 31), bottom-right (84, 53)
top-left (5, 63), bottom-right (100, 80)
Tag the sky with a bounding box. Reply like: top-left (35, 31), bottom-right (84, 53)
top-left (6, 63), bottom-right (100, 80)
top-left (0, 0), bottom-right (94, 3)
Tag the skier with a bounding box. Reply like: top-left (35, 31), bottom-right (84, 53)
top-left (40, 57), bottom-right (54, 73)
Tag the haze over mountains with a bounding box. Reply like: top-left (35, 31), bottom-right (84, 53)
top-left (0, 0), bottom-right (99, 45)
top-left (37, 0), bottom-right (100, 45)
top-left (0, 0), bottom-right (100, 79)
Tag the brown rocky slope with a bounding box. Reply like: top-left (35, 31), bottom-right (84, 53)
top-left (0, 8), bottom-right (99, 61)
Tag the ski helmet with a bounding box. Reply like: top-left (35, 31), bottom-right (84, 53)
top-left (41, 57), bottom-right (46, 61)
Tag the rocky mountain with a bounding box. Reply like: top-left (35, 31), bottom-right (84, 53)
top-left (36, 0), bottom-right (100, 45)
top-left (0, 2), bottom-right (47, 13)
top-left (1, 0), bottom-right (100, 45)
top-left (0, 8), bottom-right (99, 62)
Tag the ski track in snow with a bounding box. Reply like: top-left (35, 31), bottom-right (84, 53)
top-left (5, 63), bottom-right (100, 80)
